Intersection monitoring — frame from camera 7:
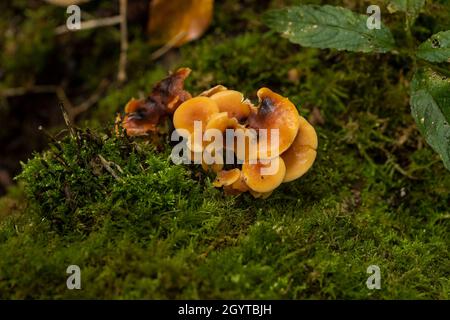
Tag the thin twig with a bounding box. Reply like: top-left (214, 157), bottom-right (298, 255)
top-left (59, 101), bottom-right (76, 138)
top-left (1, 80), bottom-right (110, 123)
top-left (98, 154), bottom-right (123, 182)
top-left (0, 85), bottom-right (58, 97)
top-left (54, 15), bottom-right (121, 35)
top-left (56, 86), bottom-right (75, 110)
top-left (117, 0), bottom-right (128, 83)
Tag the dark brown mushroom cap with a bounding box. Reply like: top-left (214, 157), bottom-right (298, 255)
top-left (151, 67), bottom-right (192, 114)
top-left (122, 98), bottom-right (164, 136)
top-left (122, 68), bottom-right (192, 136)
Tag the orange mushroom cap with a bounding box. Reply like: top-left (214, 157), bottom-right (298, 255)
top-left (173, 96), bottom-right (219, 134)
top-left (205, 112), bottom-right (240, 133)
top-left (230, 172), bottom-right (250, 193)
top-left (199, 85), bottom-right (228, 97)
top-left (248, 88), bottom-right (301, 159)
top-left (296, 116), bottom-right (318, 149)
top-left (221, 169), bottom-right (250, 195)
top-left (210, 90), bottom-right (251, 121)
top-left (242, 157), bottom-right (286, 193)
top-left (213, 168), bottom-right (241, 187)
top-left (281, 116), bottom-right (318, 183)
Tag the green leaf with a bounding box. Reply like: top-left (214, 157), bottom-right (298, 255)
top-left (388, 0), bottom-right (425, 21)
top-left (263, 5), bottom-right (395, 53)
top-left (410, 68), bottom-right (450, 171)
top-left (416, 30), bottom-right (450, 63)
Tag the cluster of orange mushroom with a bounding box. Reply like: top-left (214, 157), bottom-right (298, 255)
top-left (120, 68), bottom-right (318, 199)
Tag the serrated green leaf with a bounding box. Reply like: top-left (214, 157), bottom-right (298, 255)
top-left (410, 68), bottom-right (450, 171)
top-left (416, 30), bottom-right (450, 63)
top-left (388, 0), bottom-right (425, 20)
top-left (263, 5), bottom-right (395, 53)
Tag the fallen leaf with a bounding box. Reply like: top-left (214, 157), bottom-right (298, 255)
top-left (147, 0), bottom-right (214, 47)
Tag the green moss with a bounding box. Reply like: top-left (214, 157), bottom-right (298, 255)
top-left (0, 0), bottom-right (449, 299)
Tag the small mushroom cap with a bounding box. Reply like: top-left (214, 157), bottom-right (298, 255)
top-left (281, 117), bottom-right (318, 183)
top-left (230, 172), bottom-right (250, 193)
top-left (242, 157), bottom-right (286, 193)
top-left (210, 90), bottom-right (251, 121)
top-left (205, 112), bottom-right (239, 132)
top-left (248, 88), bottom-right (301, 158)
top-left (199, 85), bottom-right (228, 97)
top-left (223, 171), bottom-right (249, 195)
top-left (282, 146), bottom-right (316, 183)
top-left (173, 96), bottom-right (219, 134)
top-left (213, 168), bottom-right (241, 187)
top-left (191, 113), bottom-right (235, 161)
